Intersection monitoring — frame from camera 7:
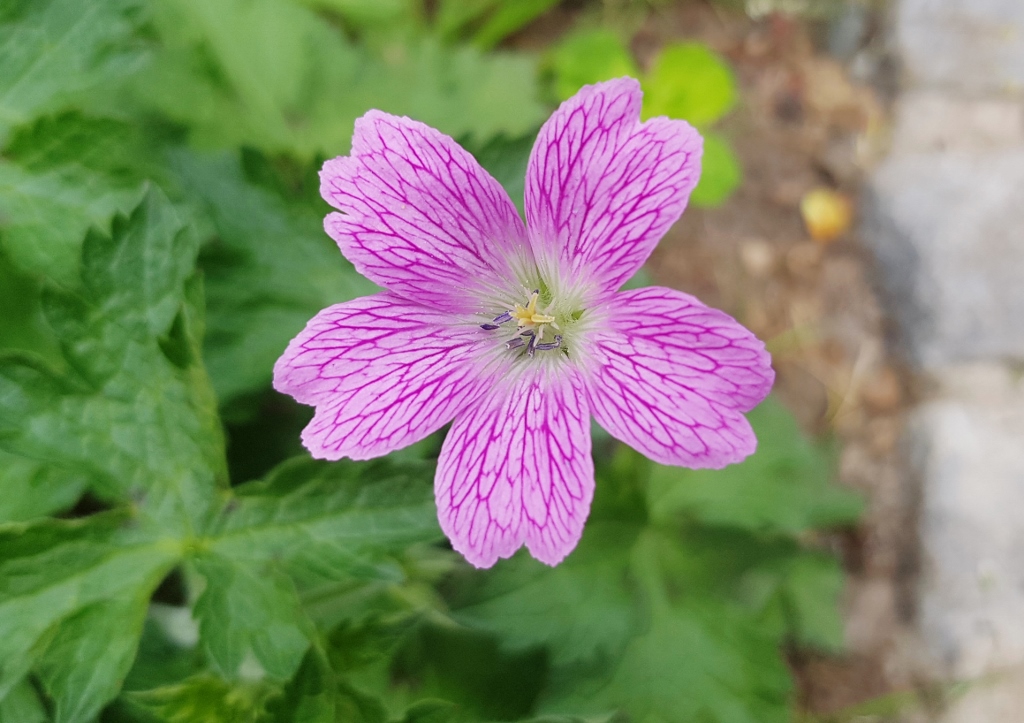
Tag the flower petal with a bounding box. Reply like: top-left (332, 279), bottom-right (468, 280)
top-left (273, 293), bottom-right (484, 460)
top-left (435, 364), bottom-right (594, 568)
top-left (524, 78), bottom-right (702, 300)
top-left (585, 286), bottom-right (774, 469)
top-left (321, 110), bottom-right (531, 312)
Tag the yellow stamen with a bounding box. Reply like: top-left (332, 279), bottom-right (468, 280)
top-left (511, 292), bottom-right (555, 328)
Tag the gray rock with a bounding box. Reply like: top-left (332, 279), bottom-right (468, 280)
top-left (938, 670), bottom-right (1024, 723)
top-left (889, 92), bottom-right (1024, 153)
top-left (913, 365), bottom-right (1024, 679)
top-left (897, 0), bottom-right (1024, 95)
top-left (863, 148), bottom-right (1024, 368)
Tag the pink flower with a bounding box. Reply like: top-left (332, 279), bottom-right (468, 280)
top-left (273, 78), bottom-right (774, 568)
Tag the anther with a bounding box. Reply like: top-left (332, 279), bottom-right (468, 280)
top-left (505, 337), bottom-right (525, 350)
top-left (480, 323), bottom-right (500, 330)
top-left (534, 335), bottom-right (562, 351)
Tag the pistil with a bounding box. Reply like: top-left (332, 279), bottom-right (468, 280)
top-left (481, 290), bottom-right (564, 357)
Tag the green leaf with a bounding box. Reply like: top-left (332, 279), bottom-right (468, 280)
top-left (646, 397), bottom-right (863, 534)
top-left (520, 712), bottom-right (622, 716)
top-left (395, 700), bottom-right (462, 723)
top-left (0, 238), bottom-right (62, 365)
top-left (0, 449), bottom-right (87, 522)
top-left (187, 457), bottom-right (440, 682)
top-left (454, 523), bottom-right (638, 668)
top-left (774, 552), bottom-right (847, 652)
top-left (191, 553), bottom-right (312, 681)
top-left (296, 0), bottom-right (408, 32)
top-left (435, 0), bottom-right (494, 40)
top-left (0, 113), bottom-right (162, 285)
top-left (209, 457), bottom-right (442, 583)
top-left (168, 151), bottom-right (376, 406)
top-left (125, 0), bottom-right (543, 159)
top-left (0, 512), bottom-right (179, 718)
top-left (269, 648), bottom-right (387, 723)
top-left (453, 461), bottom-right (850, 723)
top-left (36, 596), bottom-right (152, 723)
top-left (123, 612), bottom-right (205, 693)
top-left (436, 0), bottom-right (560, 50)
top-left (642, 42), bottom-right (737, 127)
top-left (0, 159), bottom-right (145, 285)
top-left (690, 131), bottom-right (742, 208)
top-left (0, 0), bottom-right (146, 140)
top-left (121, 674), bottom-right (279, 723)
top-left (472, 0), bottom-right (561, 50)
top-left (533, 529), bottom-right (795, 723)
top-left (548, 600), bottom-right (791, 723)
top-left (389, 623), bottom-right (546, 721)
top-left (548, 29), bottom-right (639, 102)
top-left (0, 188), bottom-right (226, 532)
top-left (268, 649), bottom-right (337, 723)
top-left (468, 132), bottom-right (536, 215)
top-left (0, 681), bottom-right (47, 723)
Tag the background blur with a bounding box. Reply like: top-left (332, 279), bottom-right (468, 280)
top-left (1, 0), bottom-right (1023, 722)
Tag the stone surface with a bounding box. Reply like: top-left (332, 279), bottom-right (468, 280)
top-left (864, 148), bottom-right (1024, 368)
top-left (897, 0), bottom-right (1024, 95)
top-left (938, 668), bottom-right (1024, 723)
top-left (912, 365), bottom-right (1024, 679)
top-left (866, 1), bottom-right (1024, 718)
top-left (890, 92), bottom-right (1024, 153)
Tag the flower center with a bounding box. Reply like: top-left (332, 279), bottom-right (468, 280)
top-left (480, 290), bottom-right (564, 357)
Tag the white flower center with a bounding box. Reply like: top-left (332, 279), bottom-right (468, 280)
top-left (480, 290), bottom-right (574, 358)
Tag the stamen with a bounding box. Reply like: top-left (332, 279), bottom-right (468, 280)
top-left (534, 335), bottom-right (562, 351)
top-left (487, 291), bottom-right (567, 357)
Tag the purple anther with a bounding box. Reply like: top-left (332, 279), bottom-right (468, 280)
top-left (534, 335), bottom-right (563, 352)
top-left (520, 329), bottom-right (534, 337)
top-left (505, 337), bottom-right (525, 350)
top-left (526, 332), bottom-right (539, 358)
top-left (492, 311), bottom-right (512, 325)
top-left (480, 323), bottom-right (500, 330)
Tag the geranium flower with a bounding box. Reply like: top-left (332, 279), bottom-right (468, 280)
top-left (273, 78), bottom-right (774, 568)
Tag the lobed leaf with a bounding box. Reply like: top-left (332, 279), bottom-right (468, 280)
top-left (126, 0), bottom-right (543, 159)
top-left (690, 131), bottom-right (742, 208)
top-left (0, 512), bottom-right (179, 719)
top-left (548, 29), bottom-right (639, 102)
top-left (120, 674), bottom-right (279, 723)
top-left (546, 600), bottom-right (791, 723)
top-left (646, 397), bottom-right (863, 534)
top-left (454, 523), bottom-right (638, 668)
top-left (0, 160), bottom-right (144, 285)
top-left (191, 553), bottom-right (312, 682)
top-left (0, 114), bottom-right (162, 286)
top-left (0, 0), bottom-right (146, 140)
top-left (169, 151), bottom-right (377, 406)
top-left (0, 189), bottom-right (226, 532)
top-left (642, 42), bottom-right (737, 127)
top-left (211, 457), bottom-right (442, 583)
top-left (0, 449), bottom-right (88, 523)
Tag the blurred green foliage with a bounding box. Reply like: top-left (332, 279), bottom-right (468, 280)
top-left (548, 30), bottom-right (743, 206)
top-left (0, 0), bottom-right (860, 721)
